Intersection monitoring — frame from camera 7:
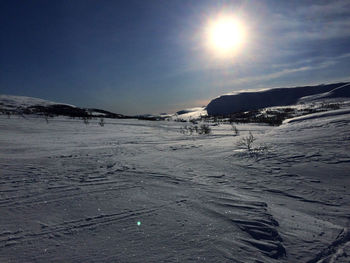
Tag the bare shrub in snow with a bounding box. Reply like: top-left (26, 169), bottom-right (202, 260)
top-left (180, 124), bottom-right (211, 135)
top-left (189, 119), bottom-right (198, 125)
top-left (237, 131), bottom-right (256, 151)
top-left (99, 118), bottom-right (105, 127)
top-left (232, 125), bottom-right (239, 136)
top-left (82, 117), bottom-right (89, 125)
top-left (252, 144), bottom-right (271, 154)
top-left (198, 124), bottom-right (211, 135)
top-left (44, 113), bottom-right (50, 124)
top-left (180, 125), bottom-right (193, 135)
top-left (236, 131), bottom-right (271, 155)
top-left (320, 102), bottom-right (341, 110)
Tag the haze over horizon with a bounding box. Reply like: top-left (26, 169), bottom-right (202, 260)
top-left (1, 0), bottom-right (350, 115)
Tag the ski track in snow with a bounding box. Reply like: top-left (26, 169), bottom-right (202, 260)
top-left (0, 113), bottom-right (350, 262)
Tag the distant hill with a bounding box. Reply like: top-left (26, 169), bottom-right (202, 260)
top-left (172, 107), bottom-right (207, 121)
top-left (298, 83), bottom-right (350, 103)
top-left (206, 82), bottom-right (350, 116)
top-left (0, 95), bottom-right (128, 119)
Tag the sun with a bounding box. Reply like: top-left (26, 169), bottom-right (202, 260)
top-left (206, 15), bottom-right (246, 56)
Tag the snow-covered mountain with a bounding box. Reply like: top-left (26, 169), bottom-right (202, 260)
top-left (206, 82), bottom-right (350, 116)
top-left (298, 83), bottom-right (350, 103)
top-left (172, 106), bottom-right (207, 121)
top-left (0, 94), bottom-right (126, 118)
top-left (0, 94), bottom-right (74, 110)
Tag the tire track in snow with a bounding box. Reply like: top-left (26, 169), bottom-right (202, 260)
top-left (0, 161), bottom-right (136, 208)
top-left (0, 183), bottom-right (139, 208)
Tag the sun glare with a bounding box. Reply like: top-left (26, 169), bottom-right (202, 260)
top-left (206, 15), bottom-right (246, 57)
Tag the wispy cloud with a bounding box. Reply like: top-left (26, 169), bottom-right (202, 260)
top-left (269, 0), bottom-right (350, 41)
top-left (296, 0), bottom-right (350, 17)
top-left (271, 52), bottom-right (350, 70)
top-left (231, 66), bottom-right (313, 85)
top-left (223, 56), bottom-right (349, 87)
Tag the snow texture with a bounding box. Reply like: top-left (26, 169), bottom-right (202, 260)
top-left (1, 99), bottom-right (350, 262)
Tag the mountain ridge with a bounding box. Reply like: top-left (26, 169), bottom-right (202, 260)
top-left (206, 82), bottom-right (350, 116)
top-left (0, 94), bottom-right (128, 119)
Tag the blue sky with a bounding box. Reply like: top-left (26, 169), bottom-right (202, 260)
top-left (1, 0), bottom-right (350, 115)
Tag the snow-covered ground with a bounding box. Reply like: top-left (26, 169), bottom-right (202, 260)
top-left (1, 108), bottom-right (350, 262)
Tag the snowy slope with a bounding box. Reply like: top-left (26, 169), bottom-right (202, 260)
top-left (206, 82), bottom-right (350, 115)
top-left (0, 94), bottom-right (74, 110)
top-left (172, 106), bottom-right (207, 120)
top-left (0, 101), bottom-right (349, 262)
top-left (0, 94), bottom-right (126, 118)
top-left (299, 83), bottom-right (350, 102)
top-left (283, 108), bottom-right (350, 123)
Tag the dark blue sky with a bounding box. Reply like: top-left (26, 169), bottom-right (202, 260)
top-left (1, 0), bottom-right (350, 114)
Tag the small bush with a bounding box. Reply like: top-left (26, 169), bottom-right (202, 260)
top-left (180, 124), bottom-right (211, 135)
top-left (198, 124), bottom-right (211, 135)
top-left (237, 131), bottom-right (256, 151)
top-left (231, 125), bottom-right (239, 136)
top-left (44, 114), bottom-right (49, 124)
top-left (99, 118), bottom-right (105, 127)
top-left (236, 131), bottom-right (271, 156)
top-left (320, 102), bottom-right (340, 110)
top-left (82, 117), bottom-right (89, 125)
